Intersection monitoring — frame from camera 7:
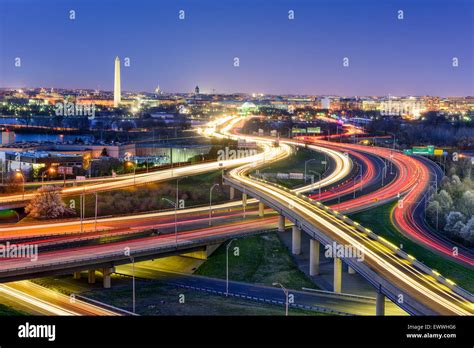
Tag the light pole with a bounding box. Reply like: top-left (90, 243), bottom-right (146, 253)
top-left (321, 153), bottom-right (328, 173)
top-left (243, 186), bottom-right (246, 219)
top-left (304, 159), bottom-right (317, 182)
top-left (1, 160), bottom-right (4, 185)
top-left (209, 183), bottom-right (219, 226)
top-left (389, 152), bottom-right (394, 175)
top-left (331, 188), bottom-right (341, 204)
top-left (381, 161), bottom-right (387, 187)
top-left (226, 238), bottom-right (237, 296)
top-left (387, 132), bottom-right (397, 150)
top-left (272, 282), bottom-right (289, 316)
top-left (94, 192), bottom-right (98, 231)
top-left (41, 167), bottom-right (56, 188)
top-left (353, 172), bottom-right (363, 199)
top-left (129, 256), bottom-right (135, 314)
top-left (162, 197), bottom-right (178, 247)
top-left (126, 161), bottom-right (136, 185)
top-left (309, 170), bottom-right (322, 199)
top-left (15, 170), bottom-right (25, 199)
top-left (80, 185), bottom-right (86, 234)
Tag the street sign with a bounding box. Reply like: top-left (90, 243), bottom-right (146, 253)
top-left (289, 172), bottom-right (304, 180)
top-left (58, 166), bottom-right (73, 175)
top-left (238, 139), bottom-right (258, 148)
top-left (307, 127), bottom-right (321, 134)
top-left (412, 146), bottom-right (434, 155)
top-left (292, 128), bottom-right (307, 134)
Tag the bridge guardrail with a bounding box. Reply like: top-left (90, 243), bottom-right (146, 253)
top-left (226, 175), bottom-right (474, 304)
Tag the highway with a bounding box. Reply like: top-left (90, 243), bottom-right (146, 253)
top-left (0, 140), bottom-right (270, 207)
top-left (1, 115), bottom-right (472, 314)
top-left (300, 135), bottom-right (473, 266)
top-left (0, 281), bottom-right (119, 315)
top-left (221, 120), bottom-right (472, 315)
top-left (115, 268), bottom-right (407, 316)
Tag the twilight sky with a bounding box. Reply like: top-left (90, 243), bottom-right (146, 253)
top-left (0, 0), bottom-right (473, 96)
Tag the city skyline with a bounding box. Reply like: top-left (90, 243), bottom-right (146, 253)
top-left (0, 0), bottom-right (473, 96)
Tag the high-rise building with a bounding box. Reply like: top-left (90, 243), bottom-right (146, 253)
top-left (195, 85), bottom-right (200, 95)
top-left (1, 130), bottom-right (15, 145)
top-left (114, 56), bottom-right (121, 107)
top-left (321, 96), bottom-right (331, 109)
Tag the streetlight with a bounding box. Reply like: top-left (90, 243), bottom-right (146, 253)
top-left (15, 170), bottom-right (25, 199)
top-left (94, 192), bottom-right (98, 232)
top-left (387, 132), bottom-right (397, 150)
top-left (272, 282), bottom-right (289, 316)
top-left (125, 161), bottom-right (136, 185)
top-left (325, 129), bottom-right (331, 141)
top-left (162, 197), bottom-right (178, 247)
top-left (321, 153), bottom-right (328, 173)
top-left (243, 186), bottom-right (246, 219)
top-left (226, 239), bottom-right (237, 296)
top-left (209, 183), bottom-right (219, 226)
top-left (381, 161), bottom-right (387, 187)
top-left (309, 170), bottom-right (322, 199)
top-left (41, 167), bottom-right (56, 188)
top-left (330, 187), bottom-right (341, 204)
top-left (304, 159), bottom-right (317, 182)
top-left (353, 172), bottom-right (363, 199)
top-left (129, 255), bottom-right (135, 314)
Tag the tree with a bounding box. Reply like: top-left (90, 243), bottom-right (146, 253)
top-left (436, 190), bottom-right (453, 211)
top-left (444, 211), bottom-right (466, 237)
top-left (458, 191), bottom-right (474, 217)
top-left (426, 200), bottom-right (441, 227)
top-left (25, 186), bottom-right (74, 219)
top-left (460, 217), bottom-right (474, 246)
top-left (100, 147), bottom-right (109, 157)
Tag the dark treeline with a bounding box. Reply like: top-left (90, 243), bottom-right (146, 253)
top-left (368, 111), bottom-right (474, 149)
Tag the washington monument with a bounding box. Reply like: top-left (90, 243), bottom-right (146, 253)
top-left (114, 56), bottom-right (121, 107)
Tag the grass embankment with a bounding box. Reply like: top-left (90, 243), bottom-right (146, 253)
top-left (0, 304), bottom-right (27, 316)
top-left (350, 202), bottom-right (474, 292)
top-left (32, 274), bottom-right (322, 315)
top-left (86, 282), bottom-right (323, 316)
top-left (65, 171), bottom-right (232, 218)
top-left (195, 232), bottom-right (315, 290)
top-left (255, 148), bottom-right (325, 189)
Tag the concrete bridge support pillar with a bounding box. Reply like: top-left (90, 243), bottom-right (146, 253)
top-left (348, 266), bottom-right (356, 274)
top-left (242, 193), bottom-right (247, 208)
top-left (258, 202), bottom-right (265, 217)
top-left (278, 215), bottom-right (286, 232)
top-left (333, 257), bottom-right (342, 293)
top-left (291, 226), bottom-right (301, 255)
top-left (88, 270), bottom-right (96, 284)
top-left (309, 239), bottom-right (320, 276)
top-left (102, 267), bottom-right (115, 289)
top-left (73, 272), bottom-right (81, 280)
top-left (376, 291), bottom-right (386, 316)
top-left (230, 187), bottom-right (235, 200)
